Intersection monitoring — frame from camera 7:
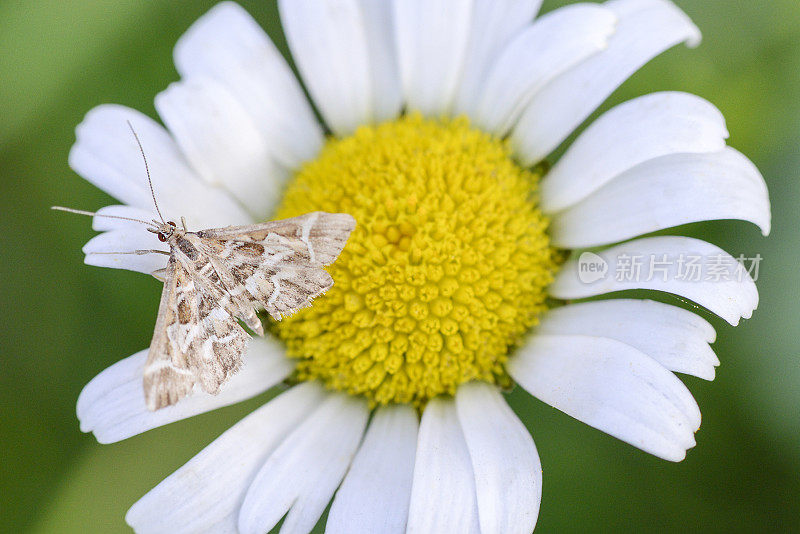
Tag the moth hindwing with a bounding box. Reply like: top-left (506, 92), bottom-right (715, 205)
top-left (143, 211), bottom-right (355, 410)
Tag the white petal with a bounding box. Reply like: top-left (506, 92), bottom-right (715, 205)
top-left (407, 398), bottom-right (480, 534)
top-left (452, 0), bottom-right (542, 115)
top-left (155, 79), bottom-right (288, 218)
top-left (238, 393), bottom-right (369, 534)
top-left (538, 299), bottom-right (719, 380)
top-left (541, 92), bottom-right (729, 213)
top-left (455, 382), bottom-right (542, 534)
top-left (549, 236), bottom-right (760, 326)
top-left (84, 251), bottom-right (165, 275)
top-left (472, 4), bottom-right (617, 136)
top-left (76, 337), bottom-right (293, 444)
top-left (511, 0), bottom-right (701, 165)
top-left (357, 0), bottom-right (403, 123)
top-left (69, 104), bottom-right (251, 229)
top-left (83, 228), bottom-right (167, 275)
top-left (174, 2), bottom-right (323, 169)
top-left (327, 404), bottom-right (418, 534)
top-left (393, 0), bottom-right (474, 115)
top-left (125, 383), bottom-right (324, 534)
top-left (279, 0), bottom-right (372, 136)
top-left (89, 205), bottom-right (159, 232)
top-left (509, 334), bottom-right (700, 461)
top-left (550, 148), bottom-right (771, 248)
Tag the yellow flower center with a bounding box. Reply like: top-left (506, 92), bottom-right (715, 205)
top-left (272, 114), bottom-right (557, 407)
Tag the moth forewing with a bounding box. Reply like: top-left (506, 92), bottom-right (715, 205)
top-left (197, 212), bottom-right (357, 266)
top-left (143, 258), bottom-right (196, 410)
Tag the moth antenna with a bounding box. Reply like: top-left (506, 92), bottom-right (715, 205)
top-left (51, 206), bottom-right (151, 226)
top-left (126, 120), bottom-right (165, 224)
top-left (90, 249), bottom-right (170, 256)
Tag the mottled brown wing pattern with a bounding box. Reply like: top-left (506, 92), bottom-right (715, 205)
top-left (185, 290), bottom-right (247, 395)
top-left (198, 212), bottom-right (356, 320)
top-left (226, 246), bottom-right (334, 320)
top-left (197, 212), bottom-right (356, 266)
top-left (144, 251), bottom-right (249, 410)
top-left (143, 212), bottom-right (355, 411)
top-left (143, 257), bottom-right (197, 410)
top-left (182, 233), bottom-right (264, 336)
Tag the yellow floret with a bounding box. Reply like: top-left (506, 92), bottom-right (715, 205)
top-left (272, 114), bottom-right (557, 407)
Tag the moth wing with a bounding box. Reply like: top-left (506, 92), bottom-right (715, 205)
top-left (189, 236), bottom-right (264, 336)
top-left (185, 290), bottom-right (247, 396)
top-left (197, 211), bottom-right (356, 266)
top-left (143, 256), bottom-right (197, 411)
top-left (200, 212), bottom-right (356, 320)
top-left (143, 255), bottom-right (249, 411)
top-left (227, 247), bottom-right (335, 320)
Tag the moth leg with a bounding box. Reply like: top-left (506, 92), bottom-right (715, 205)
top-left (181, 216), bottom-right (188, 232)
top-left (151, 268), bottom-right (167, 282)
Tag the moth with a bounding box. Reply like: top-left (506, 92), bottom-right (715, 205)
top-left (55, 122), bottom-right (355, 410)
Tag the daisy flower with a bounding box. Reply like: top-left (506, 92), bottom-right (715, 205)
top-left (72, 0), bottom-right (771, 532)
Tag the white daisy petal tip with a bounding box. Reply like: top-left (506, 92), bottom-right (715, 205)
top-left (90, 205), bottom-right (158, 232)
top-left (173, 2), bottom-right (262, 65)
top-left (727, 147), bottom-right (772, 236)
top-left (471, 3), bottom-right (618, 135)
top-left (508, 334), bottom-right (702, 462)
top-left (609, 0), bottom-right (701, 47)
top-left (537, 299), bottom-right (720, 381)
top-left (83, 249), bottom-right (167, 276)
top-left (68, 105), bottom-right (152, 211)
top-left (540, 91), bottom-right (732, 213)
top-left (670, 2), bottom-right (701, 47)
top-left (172, 1), bottom-right (247, 65)
top-left (80, 212), bottom-right (168, 275)
top-left (548, 147), bottom-right (771, 248)
top-left (511, 0), bottom-right (705, 165)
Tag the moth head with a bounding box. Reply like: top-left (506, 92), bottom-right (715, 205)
top-left (149, 221), bottom-right (177, 242)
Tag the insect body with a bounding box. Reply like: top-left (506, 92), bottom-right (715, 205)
top-left (143, 212), bottom-right (355, 410)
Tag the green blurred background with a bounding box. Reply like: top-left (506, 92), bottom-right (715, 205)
top-left (1, 0), bottom-right (798, 532)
